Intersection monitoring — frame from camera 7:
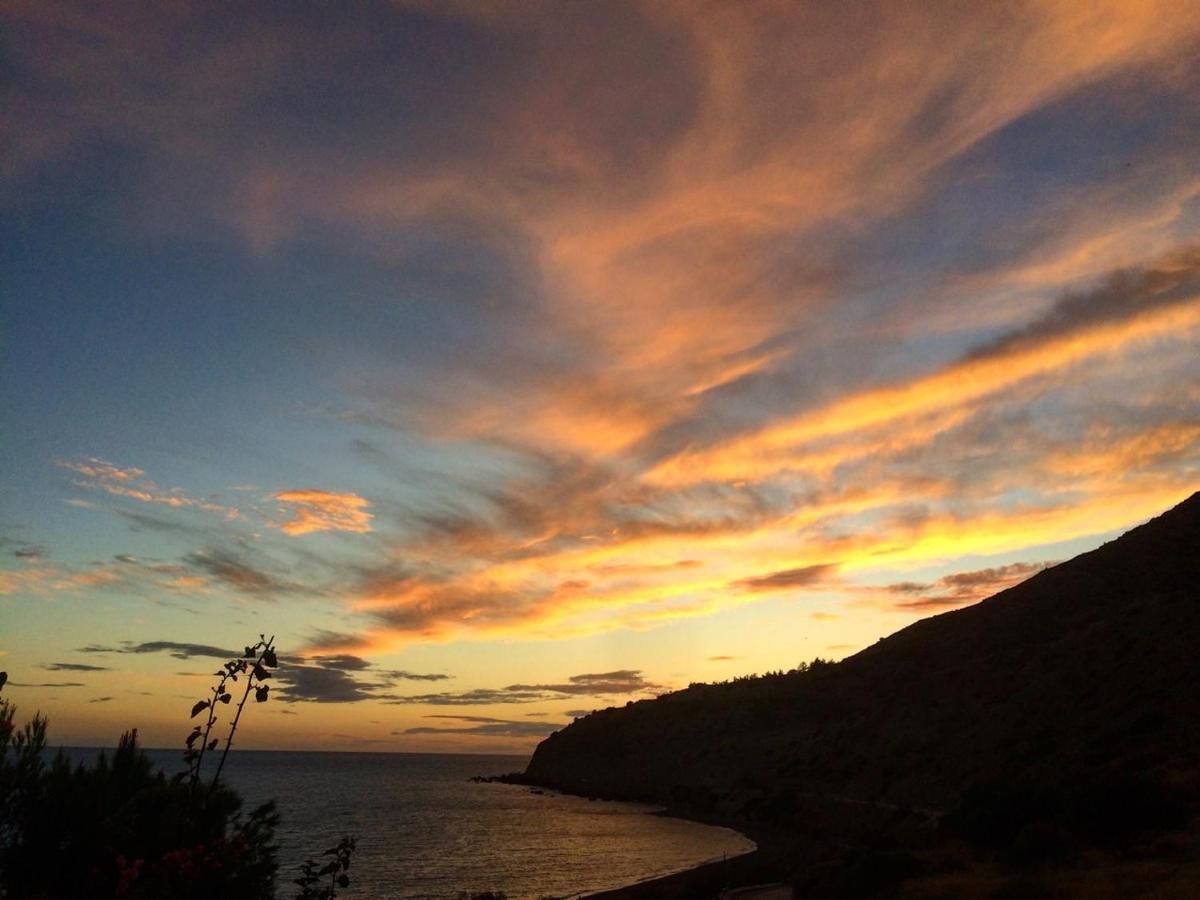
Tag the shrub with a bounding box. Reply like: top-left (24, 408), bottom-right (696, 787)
top-left (0, 636), bottom-right (357, 899)
top-left (295, 836), bottom-right (356, 900)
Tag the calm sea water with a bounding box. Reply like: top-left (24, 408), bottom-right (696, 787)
top-left (58, 747), bottom-right (754, 899)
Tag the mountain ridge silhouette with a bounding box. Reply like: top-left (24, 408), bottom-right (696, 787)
top-left (522, 490), bottom-right (1200, 821)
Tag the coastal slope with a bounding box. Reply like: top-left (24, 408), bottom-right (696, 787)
top-left (523, 491), bottom-right (1200, 825)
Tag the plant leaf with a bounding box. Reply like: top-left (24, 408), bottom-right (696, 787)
top-left (190, 700), bottom-right (210, 718)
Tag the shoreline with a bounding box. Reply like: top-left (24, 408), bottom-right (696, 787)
top-left (479, 773), bottom-right (793, 898)
top-left (577, 849), bottom-right (761, 899)
top-left (576, 812), bottom-right (766, 899)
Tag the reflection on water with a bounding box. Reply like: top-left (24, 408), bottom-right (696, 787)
top-left (60, 748), bottom-right (753, 899)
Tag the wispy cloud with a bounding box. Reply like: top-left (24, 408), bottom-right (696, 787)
top-left (7, 681), bottom-right (86, 688)
top-left (881, 561), bottom-right (1055, 610)
top-left (270, 654), bottom-right (449, 703)
top-left (377, 669), bottom-right (452, 683)
top-left (385, 669), bottom-right (660, 706)
top-left (302, 654), bottom-right (372, 671)
top-left (41, 662), bottom-right (110, 672)
top-left (79, 641), bottom-right (238, 660)
top-left (650, 252), bottom-right (1200, 487)
top-left (267, 649), bottom-right (451, 703)
top-left (400, 714), bottom-right (566, 739)
top-left (383, 687), bottom-right (564, 706)
top-left (58, 458), bottom-right (239, 519)
top-left (0, 553), bottom-right (214, 598)
top-left (184, 549), bottom-right (293, 597)
top-left (731, 564), bottom-right (838, 594)
top-left (507, 670), bottom-right (660, 696)
top-left (0, 563), bottom-right (122, 596)
top-left (275, 666), bottom-right (378, 704)
top-left (70, 639), bottom-right (449, 703)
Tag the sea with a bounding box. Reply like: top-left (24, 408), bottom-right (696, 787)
top-left (56, 747), bottom-right (755, 899)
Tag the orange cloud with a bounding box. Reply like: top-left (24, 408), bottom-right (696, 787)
top-left (313, 1), bottom-right (1200, 464)
top-left (12, 2), bottom-right (1200, 668)
top-left (0, 563), bottom-right (124, 596)
top-left (649, 284), bottom-right (1200, 487)
top-left (321, 470), bottom-right (1198, 656)
top-left (1039, 422), bottom-right (1200, 482)
top-left (273, 489), bottom-right (373, 536)
top-left (880, 561), bottom-right (1055, 611)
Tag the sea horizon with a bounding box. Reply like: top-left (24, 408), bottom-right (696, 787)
top-left (52, 746), bottom-right (756, 899)
top-left (53, 744), bottom-right (537, 759)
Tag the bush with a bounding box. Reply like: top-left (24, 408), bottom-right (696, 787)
top-left (4, 730), bottom-right (280, 897)
top-left (1, 668), bottom-right (279, 898)
top-left (0, 636), bottom-right (357, 899)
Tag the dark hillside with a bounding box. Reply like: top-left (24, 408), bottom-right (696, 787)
top-left (524, 491), bottom-right (1200, 826)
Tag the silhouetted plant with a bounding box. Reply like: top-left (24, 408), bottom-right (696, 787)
top-left (1, 671), bottom-right (281, 897)
top-left (0, 640), bottom-right (362, 899)
top-left (0, 675), bottom-right (40, 866)
top-left (294, 835), bottom-right (356, 899)
top-left (184, 634), bottom-right (278, 792)
top-left (0, 670), bottom-right (48, 870)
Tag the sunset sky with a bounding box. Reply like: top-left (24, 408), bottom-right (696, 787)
top-left (2, 1), bottom-right (1199, 753)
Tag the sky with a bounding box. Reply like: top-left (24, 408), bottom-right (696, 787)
top-left (2, 1), bottom-right (1199, 754)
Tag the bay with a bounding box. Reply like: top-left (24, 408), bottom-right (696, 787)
top-left (57, 747), bottom-right (754, 899)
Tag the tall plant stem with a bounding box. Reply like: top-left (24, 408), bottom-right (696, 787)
top-left (211, 635), bottom-right (273, 790)
top-left (190, 677), bottom-right (227, 791)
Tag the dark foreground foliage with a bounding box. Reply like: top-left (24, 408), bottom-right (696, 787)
top-left (1, 727), bottom-right (279, 897)
top-left (295, 836), bottom-right (356, 900)
top-left (0, 637), bottom-right (355, 899)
